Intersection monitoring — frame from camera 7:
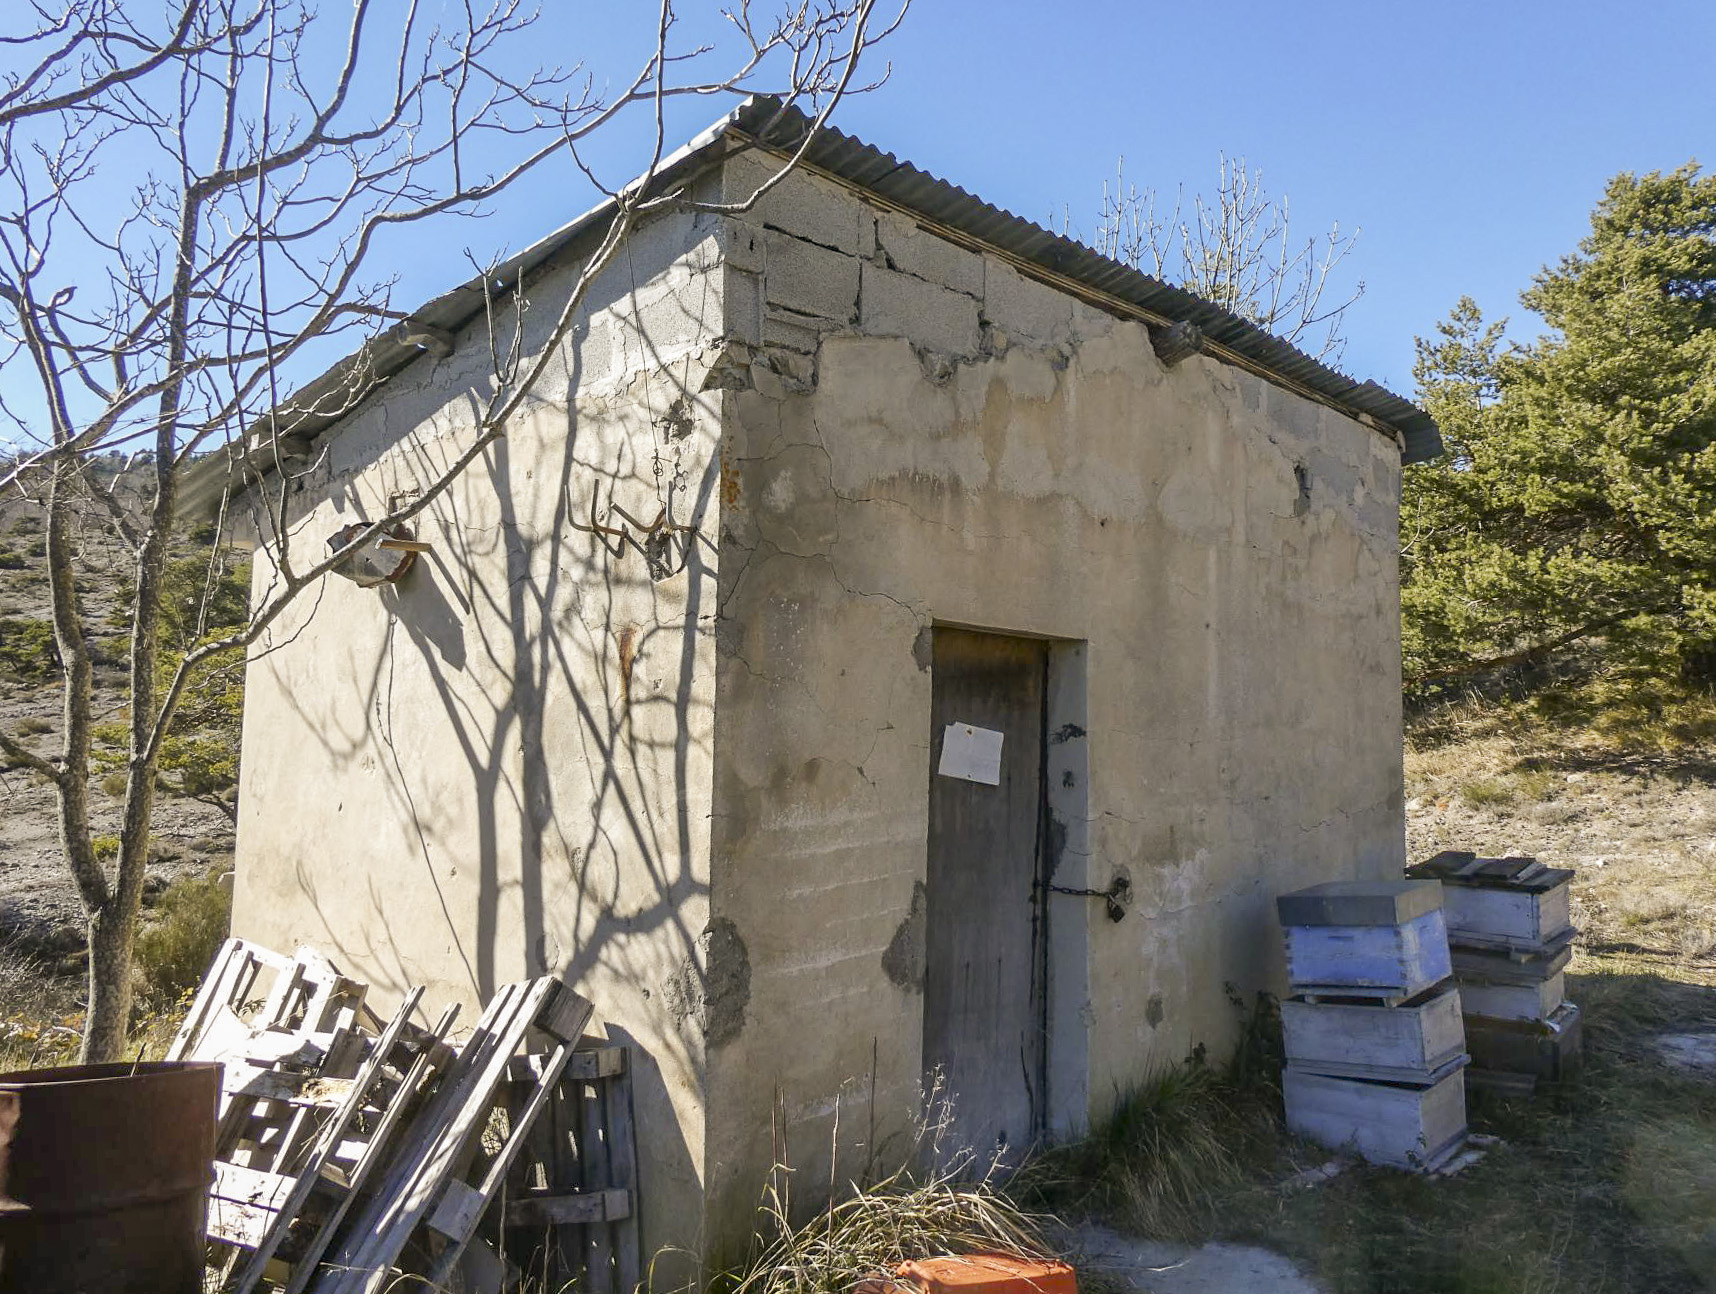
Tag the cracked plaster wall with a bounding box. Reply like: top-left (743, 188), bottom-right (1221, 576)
top-left (226, 144), bottom-right (1408, 1271)
top-left (702, 152), bottom-right (1406, 1253)
top-left (230, 202), bottom-right (731, 1276)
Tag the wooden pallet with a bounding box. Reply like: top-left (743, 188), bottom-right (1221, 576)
top-left (170, 940), bottom-right (366, 1072)
top-left (174, 946), bottom-right (641, 1294)
top-left (206, 991), bottom-right (450, 1288)
top-left (311, 977), bottom-right (596, 1294)
top-left (500, 1041), bottom-right (642, 1294)
top-left (183, 944), bottom-right (460, 1294)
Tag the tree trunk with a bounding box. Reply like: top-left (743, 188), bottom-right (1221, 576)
top-left (81, 901), bottom-right (136, 1064)
top-left (39, 463), bottom-right (120, 1063)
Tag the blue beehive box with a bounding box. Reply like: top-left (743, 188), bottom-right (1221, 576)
top-left (1278, 880), bottom-right (1451, 1001)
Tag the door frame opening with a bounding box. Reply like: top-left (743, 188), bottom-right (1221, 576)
top-left (921, 623), bottom-right (1091, 1153)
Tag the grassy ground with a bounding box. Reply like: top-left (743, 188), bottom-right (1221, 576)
top-left (1017, 951), bottom-right (1716, 1294)
top-left (1025, 691), bottom-right (1716, 1293)
top-left (1215, 961), bottom-right (1716, 1293)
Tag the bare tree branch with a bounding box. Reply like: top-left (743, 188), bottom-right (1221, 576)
top-left (0, 0), bottom-right (905, 1061)
top-left (0, 724), bottom-right (61, 783)
top-left (1092, 153), bottom-right (1364, 364)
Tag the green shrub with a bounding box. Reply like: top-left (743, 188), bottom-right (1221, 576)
top-left (134, 871), bottom-right (231, 1005)
top-left (0, 617), bottom-right (57, 682)
top-left (160, 555), bottom-right (249, 655)
top-left (22, 539), bottom-right (44, 558)
top-left (101, 770), bottom-right (128, 797)
top-left (158, 733), bottom-right (237, 798)
top-left (0, 546), bottom-right (24, 570)
top-left (14, 716), bottom-right (51, 736)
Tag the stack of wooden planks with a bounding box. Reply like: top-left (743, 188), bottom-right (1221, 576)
top-left (176, 939), bottom-right (639, 1293)
top-left (1408, 851), bottom-right (1582, 1095)
top-left (1276, 881), bottom-right (1471, 1172)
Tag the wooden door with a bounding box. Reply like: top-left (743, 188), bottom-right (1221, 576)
top-left (924, 627), bottom-right (1049, 1161)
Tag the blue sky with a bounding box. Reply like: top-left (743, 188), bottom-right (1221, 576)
top-left (3, 0), bottom-right (1712, 448)
top-left (507, 0), bottom-right (1716, 396)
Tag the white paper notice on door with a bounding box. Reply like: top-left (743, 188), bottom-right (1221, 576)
top-left (937, 722), bottom-right (1004, 785)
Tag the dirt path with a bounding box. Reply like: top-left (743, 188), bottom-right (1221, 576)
top-left (1064, 1223), bottom-right (1323, 1294)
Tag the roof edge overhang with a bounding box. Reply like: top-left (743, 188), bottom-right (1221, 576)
top-left (184, 96), bottom-right (1438, 513)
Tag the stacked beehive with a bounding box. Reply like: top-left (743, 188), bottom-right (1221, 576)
top-left (1275, 880), bottom-right (1470, 1172)
top-left (1407, 851), bottom-right (1582, 1094)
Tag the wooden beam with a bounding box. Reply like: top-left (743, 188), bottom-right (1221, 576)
top-left (504, 1187), bottom-right (631, 1228)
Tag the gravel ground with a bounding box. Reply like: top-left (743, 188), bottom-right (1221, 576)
top-left (1065, 1222), bottom-right (1324, 1294)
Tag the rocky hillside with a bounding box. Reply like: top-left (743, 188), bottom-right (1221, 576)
top-left (0, 468), bottom-right (238, 977)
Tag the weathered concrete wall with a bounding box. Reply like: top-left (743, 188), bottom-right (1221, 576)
top-left (702, 151), bottom-right (1405, 1250)
top-left (230, 206), bottom-right (730, 1271)
top-left (232, 144), bottom-right (1409, 1271)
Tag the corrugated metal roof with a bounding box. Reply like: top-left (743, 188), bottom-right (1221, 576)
top-left (186, 95), bottom-right (1437, 510)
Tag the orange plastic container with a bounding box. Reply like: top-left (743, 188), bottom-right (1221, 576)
top-left (897, 1253), bottom-right (1078, 1294)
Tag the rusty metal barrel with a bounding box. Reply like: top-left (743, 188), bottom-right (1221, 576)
top-left (0, 1060), bottom-right (220, 1294)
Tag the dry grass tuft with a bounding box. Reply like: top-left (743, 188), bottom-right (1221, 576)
top-left (0, 938), bottom-right (83, 1071)
top-left (726, 1162), bottom-right (1052, 1294)
top-left (1458, 776), bottom-right (1517, 807)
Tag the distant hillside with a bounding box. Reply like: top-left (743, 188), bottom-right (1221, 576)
top-left (0, 484), bottom-right (239, 972)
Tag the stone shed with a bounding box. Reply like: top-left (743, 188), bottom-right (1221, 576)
top-left (221, 99), bottom-right (1440, 1269)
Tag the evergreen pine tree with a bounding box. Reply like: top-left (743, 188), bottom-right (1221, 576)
top-left (1403, 164), bottom-right (1716, 693)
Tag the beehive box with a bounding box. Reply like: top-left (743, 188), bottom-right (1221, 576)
top-left (1451, 935), bottom-right (1572, 987)
top-left (1460, 971), bottom-right (1565, 1023)
top-left (1278, 881), bottom-right (1451, 1000)
top-left (1465, 1002), bottom-right (1583, 1087)
top-left (1282, 982), bottom-right (1466, 1083)
top-left (1283, 1063), bottom-right (1468, 1170)
top-left (1408, 852), bottom-right (1574, 951)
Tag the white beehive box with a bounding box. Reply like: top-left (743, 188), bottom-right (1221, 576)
top-left (1284, 1063), bottom-right (1468, 1170)
top-left (1277, 881), bottom-right (1452, 1000)
top-left (1282, 982), bottom-right (1467, 1082)
top-left (1460, 971), bottom-right (1566, 1023)
top-left (1451, 936), bottom-right (1572, 986)
top-left (1408, 853), bottom-right (1574, 951)
top-left (1443, 883), bottom-right (1571, 948)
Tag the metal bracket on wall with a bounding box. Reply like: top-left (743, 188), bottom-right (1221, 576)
top-left (568, 481), bottom-right (713, 580)
top-left (1049, 874), bottom-right (1132, 923)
